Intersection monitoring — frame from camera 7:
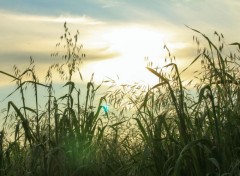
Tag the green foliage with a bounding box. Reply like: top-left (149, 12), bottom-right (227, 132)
top-left (0, 23), bottom-right (240, 175)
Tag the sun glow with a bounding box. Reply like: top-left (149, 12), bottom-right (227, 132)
top-left (81, 25), bottom-right (171, 86)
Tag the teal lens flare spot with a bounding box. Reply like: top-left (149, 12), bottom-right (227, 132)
top-left (102, 105), bottom-right (109, 113)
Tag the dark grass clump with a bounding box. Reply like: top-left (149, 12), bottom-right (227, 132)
top-left (0, 23), bottom-right (240, 176)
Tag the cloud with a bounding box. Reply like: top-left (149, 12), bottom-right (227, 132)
top-left (0, 10), bottom-right (104, 25)
top-left (84, 47), bottom-right (120, 61)
top-left (0, 47), bottom-right (120, 70)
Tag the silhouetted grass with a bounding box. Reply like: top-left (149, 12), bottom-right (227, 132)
top-left (0, 23), bottom-right (240, 175)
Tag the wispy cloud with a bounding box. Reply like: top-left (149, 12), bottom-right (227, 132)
top-left (0, 10), bottom-right (104, 24)
top-left (85, 47), bottom-right (120, 61)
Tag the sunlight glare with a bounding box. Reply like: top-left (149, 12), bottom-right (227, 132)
top-left (82, 25), bottom-right (171, 86)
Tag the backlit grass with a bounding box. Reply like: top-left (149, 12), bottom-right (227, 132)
top-left (0, 23), bottom-right (240, 175)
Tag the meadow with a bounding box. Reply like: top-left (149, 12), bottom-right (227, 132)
top-left (0, 23), bottom-right (240, 176)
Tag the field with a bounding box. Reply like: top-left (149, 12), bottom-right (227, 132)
top-left (0, 24), bottom-right (240, 176)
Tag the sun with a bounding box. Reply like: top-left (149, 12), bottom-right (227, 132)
top-left (77, 25), bottom-right (174, 86)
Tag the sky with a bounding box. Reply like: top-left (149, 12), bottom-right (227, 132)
top-left (0, 0), bottom-right (240, 114)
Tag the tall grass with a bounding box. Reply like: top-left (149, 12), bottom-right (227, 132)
top-left (0, 23), bottom-right (240, 175)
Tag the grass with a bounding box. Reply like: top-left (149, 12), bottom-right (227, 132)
top-left (0, 23), bottom-right (240, 175)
